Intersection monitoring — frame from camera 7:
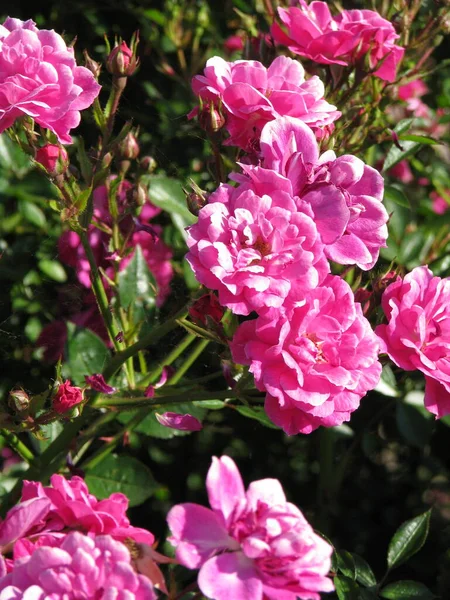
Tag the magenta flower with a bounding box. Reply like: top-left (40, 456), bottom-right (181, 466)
top-left (272, 1), bottom-right (404, 82)
top-left (191, 55), bottom-right (340, 150)
top-left (155, 412), bottom-right (203, 431)
top-left (84, 373), bottom-right (116, 394)
top-left (186, 179), bottom-right (329, 315)
top-left (0, 18), bottom-right (100, 142)
top-left (52, 380), bottom-right (83, 414)
top-left (0, 475), bottom-right (154, 557)
top-left (231, 276), bottom-right (382, 434)
top-left (167, 455), bottom-right (334, 600)
top-left (0, 532), bottom-right (156, 599)
top-left (244, 116), bottom-right (388, 271)
top-left (431, 190), bottom-right (450, 215)
top-left (376, 266), bottom-right (450, 418)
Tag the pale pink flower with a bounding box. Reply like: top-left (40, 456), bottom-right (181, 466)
top-left (186, 179), bottom-right (329, 315)
top-left (0, 474), bottom-right (154, 556)
top-left (243, 116), bottom-right (388, 270)
top-left (191, 55), bottom-right (340, 150)
top-left (0, 532), bottom-right (156, 599)
top-left (376, 266), bottom-right (450, 418)
top-left (431, 190), bottom-right (450, 215)
top-left (167, 455), bottom-right (334, 600)
top-left (0, 18), bottom-right (100, 143)
top-left (231, 276), bottom-right (382, 434)
top-left (272, 2), bottom-right (404, 82)
top-left (398, 79), bottom-right (431, 118)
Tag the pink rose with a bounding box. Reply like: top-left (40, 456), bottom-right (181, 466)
top-left (0, 532), bottom-right (156, 599)
top-left (0, 18), bottom-right (101, 143)
top-left (231, 276), bottom-right (382, 434)
top-left (52, 380), bottom-right (83, 414)
top-left (272, 1), bottom-right (404, 82)
top-left (35, 144), bottom-right (69, 176)
top-left (388, 159), bottom-right (413, 184)
top-left (431, 190), bottom-right (450, 215)
top-left (191, 54), bottom-right (340, 150)
top-left (186, 179), bottom-right (329, 315)
top-left (376, 266), bottom-right (450, 418)
top-left (167, 455), bottom-right (334, 600)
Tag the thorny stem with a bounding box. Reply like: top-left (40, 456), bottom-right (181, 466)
top-left (167, 338), bottom-right (210, 385)
top-left (140, 333), bottom-right (197, 387)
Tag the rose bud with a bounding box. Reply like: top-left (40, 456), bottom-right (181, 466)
top-left (118, 132), bottom-right (140, 160)
top-left (35, 144), bottom-right (69, 177)
top-left (52, 380), bottom-right (83, 414)
top-left (189, 293), bottom-right (224, 327)
top-left (8, 388), bottom-right (30, 413)
top-left (106, 36), bottom-right (139, 77)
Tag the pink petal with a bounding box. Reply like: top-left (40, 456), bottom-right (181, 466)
top-left (198, 552), bottom-right (263, 600)
top-left (155, 412), bottom-right (203, 431)
top-left (206, 456), bottom-right (245, 524)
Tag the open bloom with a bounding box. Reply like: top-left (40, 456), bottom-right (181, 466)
top-left (272, 1), bottom-right (404, 82)
top-left (0, 17), bottom-right (100, 142)
top-left (186, 179), bottom-right (329, 315)
top-left (231, 276), bottom-right (382, 434)
top-left (376, 266), bottom-right (450, 418)
top-left (191, 54), bottom-right (340, 150)
top-left (242, 116), bottom-right (388, 270)
top-left (168, 455), bottom-right (333, 600)
top-left (0, 474), bottom-right (154, 557)
top-left (0, 532), bottom-right (156, 599)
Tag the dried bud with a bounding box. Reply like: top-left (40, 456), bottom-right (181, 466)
top-left (186, 191), bottom-right (209, 216)
top-left (52, 380), bottom-right (83, 415)
top-left (189, 293), bottom-right (224, 327)
top-left (83, 50), bottom-right (101, 78)
top-left (373, 270), bottom-right (398, 295)
top-left (198, 102), bottom-right (226, 134)
top-left (35, 144), bottom-right (69, 177)
top-left (139, 156), bottom-right (157, 173)
top-left (118, 132), bottom-right (140, 160)
top-left (106, 36), bottom-right (139, 77)
top-left (8, 388), bottom-right (30, 413)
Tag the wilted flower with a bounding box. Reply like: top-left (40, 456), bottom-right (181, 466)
top-left (167, 455), bottom-right (334, 600)
top-left (0, 17), bottom-right (100, 142)
top-left (85, 373), bottom-right (116, 394)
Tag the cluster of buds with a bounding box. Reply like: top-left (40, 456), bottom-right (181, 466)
top-left (106, 32), bottom-right (140, 77)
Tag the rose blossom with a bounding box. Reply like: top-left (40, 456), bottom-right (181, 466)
top-left (0, 18), bottom-right (100, 142)
top-left (0, 474), bottom-right (154, 556)
top-left (167, 455), bottom-right (334, 600)
top-left (431, 190), bottom-right (450, 215)
top-left (52, 380), bottom-right (83, 414)
top-left (35, 144), bottom-right (69, 176)
top-left (231, 275), bottom-right (382, 434)
top-left (191, 54), bottom-right (340, 150)
top-left (272, 2), bottom-right (404, 82)
top-left (242, 116), bottom-right (388, 270)
top-left (376, 266), bottom-right (450, 418)
top-left (0, 532), bottom-right (156, 599)
top-left (186, 178), bottom-right (329, 316)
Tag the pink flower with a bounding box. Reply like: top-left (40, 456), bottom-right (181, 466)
top-left (0, 474), bottom-right (154, 556)
top-left (0, 18), bottom-right (101, 143)
top-left (398, 79), bottom-right (429, 101)
top-left (388, 159), bottom-right (413, 184)
top-left (431, 190), bottom-right (450, 215)
top-left (243, 116), bottom-right (388, 270)
top-left (224, 35), bottom-right (244, 54)
top-left (84, 373), bottom-right (116, 394)
top-left (0, 532), bottom-right (156, 599)
top-left (167, 455), bottom-right (333, 600)
top-left (155, 412), bottom-right (203, 431)
top-left (272, 2), bottom-right (404, 82)
top-left (35, 144), bottom-right (69, 176)
top-left (231, 276), bottom-right (382, 434)
top-left (191, 55), bottom-right (340, 150)
top-left (186, 179), bottom-right (329, 315)
top-left (52, 380), bottom-right (83, 414)
top-left (376, 266), bottom-right (450, 418)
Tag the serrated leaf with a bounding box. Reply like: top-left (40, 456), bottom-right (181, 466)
top-left (118, 246), bottom-right (157, 310)
top-left (85, 454), bottom-right (157, 507)
top-left (334, 575), bottom-right (360, 600)
top-left (380, 580), bottom-right (436, 599)
top-left (387, 511), bottom-right (431, 570)
top-left (66, 322), bottom-right (110, 385)
top-left (233, 405), bottom-right (279, 429)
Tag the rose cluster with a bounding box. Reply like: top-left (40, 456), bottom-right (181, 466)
top-left (188, 47), bottom-right (387, 433)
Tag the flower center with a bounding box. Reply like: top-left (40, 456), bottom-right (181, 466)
top-left (252, 236), bottom-right (271, 257)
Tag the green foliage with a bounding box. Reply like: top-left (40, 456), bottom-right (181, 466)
top-left (65, 323), bottom-right (111, 385)
top-left (387, 511), bottom-right (431, 571)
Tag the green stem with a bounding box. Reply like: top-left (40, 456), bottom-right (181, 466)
top-left (94, 388), bottom-right (239, 409)
top-left (79, 230), bottom-right (120, 351)
top-left (0, 429), bottom-right (34, 464)
top-left (168, 339), bottom-right (210, 385)
top-left (140, 333), bottom-right (196, 387)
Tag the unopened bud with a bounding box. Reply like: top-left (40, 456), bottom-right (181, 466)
top-left (118, 132), bottom-right (140, 160)
top-left (139, 156), bottom-right (157, 173)
top-left (35, 144), bottom-right (69, 177)
top-left (102, 152), bottom-right (113, 169)
top-left (83, 50), bottom-right (101, 78)
top-left (127, 182), bottom-right (147, 207)
top-left (373, 270), bottom-right (398, 295)
top-left (198, 103), bottom-right (226, 134)
top-left (186, 190), bottom-right (209, 216)
top-left (106, 38), bottom-right (139, 77)
top-left (8, 388), bottom-right (30, 413)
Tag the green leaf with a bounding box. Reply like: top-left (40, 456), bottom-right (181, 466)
top-left (380, 580), bottom-right (436, 599)
top-left (353, 553), bottom-right (377, 588)
top-left (0, 134), bottom-right (31, 176)
top-left (396, 403), bottom-right (433, 448)
top-left (85, 454), bottom-right (157, 507)
top-left (394, 118), bottom-right (415, 135)
top-left (383, 140), bottom-right (423, 173)
top-left (387, 511), bottom-right (431, 570)
top-left (145, 176), bottom-right (196, 238)
top-left (38, 259), bottom-right (67, 282)
top-left (337, 550), bottom-right (356, 580)
top-left (375, 365), bottom-right (399, 398)
top-left (118, 246), bottom-right (157, 311)
top-left (334, 575), bottom-right (360, 600)
top-left (65, 322), bottom-right (111, 385)
top-left (384, 186), bottom-right (409, 209)
top-left (192, 400), bottom-right (225, 410)
top-left (399, 134), bottom-right (439, 145)
top-left (233, 405), bottom-right (279, 429)
top-left (18, 199), bottom-right (47, 228)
